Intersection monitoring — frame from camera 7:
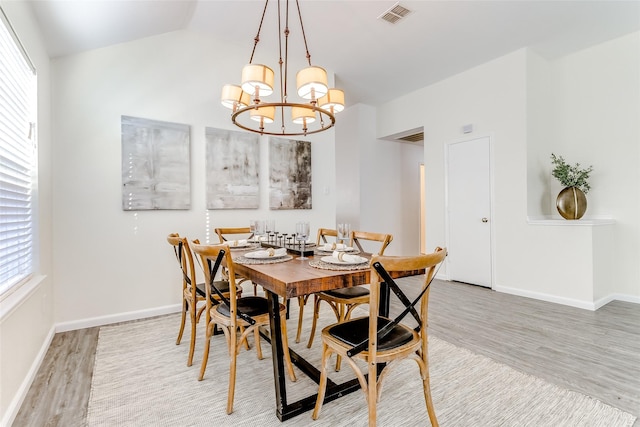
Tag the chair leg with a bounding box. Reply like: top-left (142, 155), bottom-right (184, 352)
top-left (254, 326), bottom-right (263, 359)
top-left (312, 343), bottom-right (331, 420)
top-left (334, 304), bottom-right (348, 372)
top-left (227, 328), bottom-right (239, 414)
top-left (367, 358), bottom-right (378, 427)
top-left (176, 299), bottom-right (187, 345)
top-left (423, 373), bottom-right (439, 427)
top-left (187, 308), bottom-right (197, 367)
top-left (295, 295), bottom-right (307, 343)
top-left (198, 320), bottom-right (214, 381)
top-left (307, 295), bottom-right (321, 348)
top-left (280, 312), bottom-right (297, 382)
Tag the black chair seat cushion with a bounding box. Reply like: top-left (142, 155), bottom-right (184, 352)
top-left (195, 280), bottom-right (231, 298)
top-left (328, 316), bottom-right (413, 352)
top-left (216, 296), bottom-right (270, 318)
top-left (322, 286), bottom-right (369, 299)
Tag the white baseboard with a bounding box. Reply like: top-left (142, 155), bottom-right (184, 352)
top-left (593, 293), bottom-right (640, 309)
top-left (55, 304), bottom-right (182, 333)
top-left (1, 324), bottom-right (55, 427)
top-left (493, 285), bottom-right (640, 311)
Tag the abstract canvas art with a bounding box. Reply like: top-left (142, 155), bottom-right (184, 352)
top-left (121, 116), bottom-right (191, 210)
top-left (269, 137), bottom-right (312, 210)
top-left (205, 128), bottom-right (260, 209)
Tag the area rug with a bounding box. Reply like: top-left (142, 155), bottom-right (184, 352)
top-left (87, 303), bottom-right (636, 427)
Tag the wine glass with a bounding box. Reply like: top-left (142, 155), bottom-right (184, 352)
top-left (296, 222), bottom-right (310, 260)
top-left (254, 220), bottom-right (266, 242)
top-left (249, 220), bottom-right (257, 242)
top-left (337, 223), bottom-right (351, 248)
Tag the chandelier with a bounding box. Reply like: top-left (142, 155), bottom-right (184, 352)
top-left (220, 0), bottom-right (345, 137)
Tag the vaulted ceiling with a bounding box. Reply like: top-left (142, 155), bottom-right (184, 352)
top-left (26, 0), bottom-right (640, 106)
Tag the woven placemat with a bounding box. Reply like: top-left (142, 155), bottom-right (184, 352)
top-left (309, 259), bottom-right (370, 271)
top-left (314, 248), bottom-right (361, 256)
top-left (229, 243), bottom-right (262, 251)
top-left (234, 255), bottom-right (293, 265)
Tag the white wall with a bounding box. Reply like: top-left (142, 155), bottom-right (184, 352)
top-left (50, 29), bottom-right (337, 326)
top-left (548, 32), bottom-right (640, 297)
top-left (336, 103), bottom-right (422, 256)
top-left (376, 33), bottom-right (640, 305)
top-left (0, 2), bottom-right (54, 424)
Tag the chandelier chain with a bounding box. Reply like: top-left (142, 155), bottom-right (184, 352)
top-left (295, 0), bottom-right (312, 66)
top-left (249, 0), bottom-right (270, 64)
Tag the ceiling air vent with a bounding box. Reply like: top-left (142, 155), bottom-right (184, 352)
top-left (378, 2), bottom-right (412, 24)
top-left (397, 132), bottom-right (424, 143)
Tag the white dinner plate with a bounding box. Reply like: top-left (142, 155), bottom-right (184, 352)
top-left (228, 243), bottom-right (252, 249)
top-left (318, 245), bottom-right (355, 252)
top-left (244, 250), bottom-right (287, 259)
top-left (321, 255), bottom-right (368, 265)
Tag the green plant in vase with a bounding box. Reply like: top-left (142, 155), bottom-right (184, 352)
top-left (550, 153), bottom-right (593, 220)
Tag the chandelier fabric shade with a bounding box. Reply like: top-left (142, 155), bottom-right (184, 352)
top-left (318, 88), bottom-right (345, 114)
top-left (291, 106), bottom-right (316, 124)
top-left (221, 84), bottom-right (250, 111)
top-left (241, 64), bottom-right (275, 98)
top-left (296, 66), bottom-right (328, 100)
top-left (250, 105), bottom-right (276, 124)
top-left (221, 0), bottom-right (345, 136)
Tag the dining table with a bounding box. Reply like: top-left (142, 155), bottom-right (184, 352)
top-left (229, 245), bottom-right (372, 421)
top-left (229, 243), bottom-right (415, 421)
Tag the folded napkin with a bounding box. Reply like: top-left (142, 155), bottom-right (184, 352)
top-left (228, 239), bottom-right (248, 247)
top-left (332, 250), bottom-right (364, 263)
top-left (322, 242), bottom-right (347, 251)
top-left (252, 247), bottom-right (287, 258)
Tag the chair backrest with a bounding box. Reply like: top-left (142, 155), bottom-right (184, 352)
top-left (190, 241), bottom-right (244, 326)
top-left (359, 247), bottom-right (447, 362)
top-left (214, 227), bottom-right (254, 243)
top-left (316, 228), bottom-right (338, 245)
top-left (167, 233), bottom-right (200, 299)
top-left (350, 230), bottom-right (393, 255)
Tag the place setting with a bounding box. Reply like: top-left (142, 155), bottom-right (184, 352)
top-left (234, 247), bottom-right (293, 265)
top-left (309, 249), bottom-right (370, 271)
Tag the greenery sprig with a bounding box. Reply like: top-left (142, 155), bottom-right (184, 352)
top-left (550, 153), bottom-right (593, 194)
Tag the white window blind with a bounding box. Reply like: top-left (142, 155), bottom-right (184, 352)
top-left (0, 8), bottom-right (36, 295)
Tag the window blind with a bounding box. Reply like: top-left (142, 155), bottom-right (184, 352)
top-left (0, 8), bottom-right (36, 295)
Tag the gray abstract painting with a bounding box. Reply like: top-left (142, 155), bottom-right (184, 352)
top-left (269, 137), bottom-right (312, 210)
top-left (206, 128), bottom-right (260, 209)
top-left (121, 116), bottom-right (191, 210)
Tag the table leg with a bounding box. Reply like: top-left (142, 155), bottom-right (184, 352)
top-left (266, 289), bottom-right (288, 420)
top-left (265, 289), bottom-right (363, 421)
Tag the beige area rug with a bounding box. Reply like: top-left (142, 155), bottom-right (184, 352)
top-left (87, 301), bottom-right (636, 427)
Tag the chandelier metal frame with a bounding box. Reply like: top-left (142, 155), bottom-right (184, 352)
top-left (221, 0), bottom-right (344, 137)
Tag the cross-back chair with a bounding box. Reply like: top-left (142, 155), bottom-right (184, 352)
top-left (307, 230), bottom-right (393, 372)
top-left (214, 227), bottom-right (257, 295)
top-left (312, 247), bottom-right (447, 427)
top-left (294, 228), bottom-right (338, 343)
top-left (166, 233), bottom-right (241, 366)
top-left (190, 241), bottom-right (297, 414)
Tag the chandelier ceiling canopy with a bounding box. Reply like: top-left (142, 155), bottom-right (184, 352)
top-left (220, 0), bottom-right (345, 137)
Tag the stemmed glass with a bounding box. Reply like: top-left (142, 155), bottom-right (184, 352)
top-left (296, 222), bottom-right (310, 260)
top-left (254, 220), bottom-right (266, 241)
top-left (337, 223), bottom-right (351, 247)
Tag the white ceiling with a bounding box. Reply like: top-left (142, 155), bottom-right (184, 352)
top-left (26, 0), bottom-right (640, 106)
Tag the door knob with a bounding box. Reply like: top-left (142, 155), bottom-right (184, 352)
top-left (481, 217), bottom-right (488, 223)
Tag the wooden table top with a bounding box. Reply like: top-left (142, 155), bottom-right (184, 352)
top-left (232, 254), bottom-right (370, 299)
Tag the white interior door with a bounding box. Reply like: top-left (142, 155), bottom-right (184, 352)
top-left (446, 136), bottom-right (492, 287)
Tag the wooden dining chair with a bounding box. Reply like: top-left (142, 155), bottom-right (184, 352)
top-left (167, 233), bottom-right (242, 366)
top-left (293, 228), bottom-right (339, 343)
top-left (214, 226), bottom-right (257, 295)
top-left (307, 230), bottom-right (393, 371)
top-left (190, 241), bottom-right (297, 414)
top-left (312, 247), bottom-right (447, 427)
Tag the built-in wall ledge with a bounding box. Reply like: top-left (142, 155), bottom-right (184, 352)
top-left (527, 215), bottom-right (616, 226)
